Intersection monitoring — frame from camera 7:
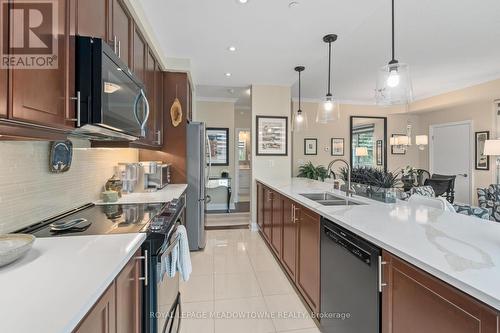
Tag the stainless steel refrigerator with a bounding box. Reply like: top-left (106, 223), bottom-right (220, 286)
top-left (186, 122), bottom-right (208, 250)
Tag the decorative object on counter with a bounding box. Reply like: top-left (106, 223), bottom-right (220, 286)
top-left (102, 190), bottom-right (119, 203)
top-left (401, 165), bottom-right (418, 191)
top-left (304, 138), bottom-right (318, 155)
top-left (298, 162), bottom-right (328, 182)
top-left (0, 234), bottom-right (35, 267)
top-left (390, 133), bottom-right (407, 154)
top-left (317, 34), bottom-right (340, 123)
top-left (170, 86), bottom-right (183, 127)
top-left (475, 131), bottom-right (490, 170)
top-left (330, 138), bottom-right (344, 156)
top-left (375, 0), bottom-right (413, 105)
top-left (292, 66), bottom-right (308, 132)
top-left (256, 116), bottom-right (288, 156)
top-left (221, 170), bottom-right (229, 178)
top-left (49, 140), bottom-right (73, 173)
top-left (376, 140), bottom-right (383, 165)
top-left (477, 184), bottom-right (500, 222)
top-left (105, 174), bottom-right (123, 197)
top-left (339, 166), bottom-right (400, 203)
top-left (207, 127), bottom-right (229, 166)
top-left (118, 163), bottom-right (140, 193)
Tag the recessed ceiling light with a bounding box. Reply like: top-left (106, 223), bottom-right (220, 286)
top-left (288, 1), bottom-right (299, 8)
top-left (238, 0), bottom-right (248, 3)
top-left (228, 46), bottom-right (236, 52)
top-left (225, 72), bottom-right (232, 77)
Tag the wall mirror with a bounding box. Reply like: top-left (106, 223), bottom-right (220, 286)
top-left (350, 116), bottom-right (387, 172)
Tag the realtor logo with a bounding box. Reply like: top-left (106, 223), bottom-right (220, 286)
top-left (1, 0), bottom-right (58, 69)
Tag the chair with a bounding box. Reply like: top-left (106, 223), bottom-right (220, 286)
top-left (424, 177), bottom-right (455, 203)
top-left (416, 169), bottom-right (431, 186)
top-left (477, 184), bottom-right (500, 222)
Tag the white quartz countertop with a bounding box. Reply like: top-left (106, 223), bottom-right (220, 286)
top-left (0, 233), bottom-right (146, 333)
top-left (94, 183), bottom-right (187, 205)
top-left (257, 177), bottom-right (500, 311)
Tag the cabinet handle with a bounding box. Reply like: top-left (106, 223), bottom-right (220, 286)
top-left (118, 39), bottom-right (121, 58)
top-left (156, 130), bottom-right (162, 145)
top-left (291, 204), bottom-right (295, 223)
top-left (67, 91), bottom-right (81, 127)
top-left (136, 249), bottom-right (148, 286)
top-left (113, 35), bottom-right (117, 54)
top-left (267, 192), bottom-right (273, 201)
top-left (293, 206), bottom-right (300, 224)
top-left (378, 256), bottom-right (387, 292)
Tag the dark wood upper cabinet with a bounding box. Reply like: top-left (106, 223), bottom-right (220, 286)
top-left (262, 187), bottom-right (273, 242)
top-left (73, 0), bottom-right (110, 39)
top-left (9, 0), bottom-right (74, 129)
top-left (132, 26), bottom-right (146, 83)
top-left (271, 192), bottom-right (283, 257)
top-left (296, 205), bottom-right (321, 313)
top-left (154, 62), bottom-right (163, 146)
top-left (144, 49), bottom-right (156, 144)
top-left (382, 250), bottom-right (498, 333)
top-left (73, 282), bottom-right (116, 333)
top-left (110, 0), bottom-right (131, 67)
top-left (281, 197), bottom-right (297, 281)
top-left (115, 249), bottom-right (142, 333)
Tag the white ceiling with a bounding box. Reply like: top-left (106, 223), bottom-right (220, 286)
top-left (138, 0), bottom-right (500, 103)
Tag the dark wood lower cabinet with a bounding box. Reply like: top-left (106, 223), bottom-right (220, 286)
top-left (74, 282), bottom-right (116, 333)
top-left (0, 68), bottom-right (6, 118)
top-left (281, 197), bottom-right (297, 281)
top-left (271, 192), bottom-right (283, 257)
top-left (296, 204), bottom-right (321, 313)
top-left (257, 183), bottom-right (264, 230)
top-left (382, 251), bottom-right (498, 333)
top-left (262, 187), bottom-right (273, 242)
top-left (73, 250), bottom-right (142, 333)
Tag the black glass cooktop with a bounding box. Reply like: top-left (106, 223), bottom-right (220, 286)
top-left (29, 203), bottom-right (166, 237)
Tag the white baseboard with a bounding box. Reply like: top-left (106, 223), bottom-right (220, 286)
top-left (207, 203), bottom-right (236, 211)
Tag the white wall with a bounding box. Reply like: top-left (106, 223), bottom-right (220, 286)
top-left (0, 140), bottom-right (138, 233)
top-left (251, 85), bottom-right (292, 223)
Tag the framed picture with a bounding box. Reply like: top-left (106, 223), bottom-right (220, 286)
top-left (331, 138), bottom-right (344, 156)
top-left (376, 140), bottom-right (383, 166)
top-left (207, 127), bottom-right (229, 166)
top-left (256, 116), bottom-right (288, 156)
top-left (304, 138), bottom-right (318, 155)
top-left (475, 131), bottom-right (490, 170)
top-left (391, 134), bottom-right (406, 155)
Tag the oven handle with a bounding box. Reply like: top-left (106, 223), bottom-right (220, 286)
top-left (135, 249), bottom-right (148, 286)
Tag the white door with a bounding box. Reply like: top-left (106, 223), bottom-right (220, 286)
top-left (430, 121), bottom-right (472, 204)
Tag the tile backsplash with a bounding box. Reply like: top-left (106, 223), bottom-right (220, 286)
top-left (0, 139), bottom-right (138, 233)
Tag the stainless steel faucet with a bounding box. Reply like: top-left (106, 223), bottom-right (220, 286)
top-left (327, 158), bottom-right (352, 197)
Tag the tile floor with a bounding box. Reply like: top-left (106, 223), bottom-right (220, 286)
top-left (180, 229), bottom-right (321, 333)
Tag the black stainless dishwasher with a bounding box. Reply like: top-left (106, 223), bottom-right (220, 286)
top-left (320, 218), bottom-right (381, 333)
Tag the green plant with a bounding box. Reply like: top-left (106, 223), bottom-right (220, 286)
top-left (298, 162), bottom-right (329, 181)
top-left (338, 166), bottom-right (400, 189)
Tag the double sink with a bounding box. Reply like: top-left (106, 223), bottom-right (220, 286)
top-left (300, 192), bottom-right (363, 206)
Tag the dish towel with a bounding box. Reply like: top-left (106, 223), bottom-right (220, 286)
top-left (175, 225), bottom-right (192, 282)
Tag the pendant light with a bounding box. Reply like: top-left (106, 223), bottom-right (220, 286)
top-left (293, 66), bottom-right (308, 132)
top-left (316, 34), bottom-right (340, 123)
top-left (375, 0), bottom-right (412, 105)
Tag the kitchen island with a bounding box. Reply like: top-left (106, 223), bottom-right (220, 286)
top-left (257, 177), bottom-right (500, 333)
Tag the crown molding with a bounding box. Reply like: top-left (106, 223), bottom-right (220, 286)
top-left (196, 97), bottom-right (238, 103)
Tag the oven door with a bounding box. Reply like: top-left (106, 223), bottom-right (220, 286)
top-left (156, 227), bottom-right (182, 333)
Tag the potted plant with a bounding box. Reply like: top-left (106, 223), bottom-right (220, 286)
top-left (401, 165), bottom-right (417, 192)
top-left (298, 162), bottom-right (328, 181)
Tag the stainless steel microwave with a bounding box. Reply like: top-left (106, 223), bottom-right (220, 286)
top-left (73, 36), bottom-right (150, 141)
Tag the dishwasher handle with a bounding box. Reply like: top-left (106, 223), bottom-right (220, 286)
top-left (323, 226), bottom-right (372, 266)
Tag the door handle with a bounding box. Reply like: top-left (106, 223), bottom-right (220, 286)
top-left (67, 91), bottom-right (81, 127)
top-left (135, 250), bottom-right (148, 286)
top-left (458, 173), bottom-right (468, 178)
top-left (133, 89), bottom-right (150, 137)
top-left (378, 256), bottom-right (387, 292)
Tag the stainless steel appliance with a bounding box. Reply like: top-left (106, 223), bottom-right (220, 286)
top-left (186, 122), bottom-right (209, 250)
top-left (321, 218), bottom-right (381, 333)
top-left (142, 162), bottom-right (171, 190)
top-left (20, 196), bottom-right (186, 333)
top-left (73, 36), bottom-right (150, 141)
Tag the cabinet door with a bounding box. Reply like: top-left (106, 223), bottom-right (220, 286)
top-left (0, 67), bottom-right (6, 118)
top-left (281, 198), bottom-right (297, 281)
top-left (257, 183), bottom-right (264, 230)
top-left (10, 0), bottom-right (74, 129)
top-left (74, 282), bottom-right (116, 333)
top-left (262, 187), bottom-right (273, 242)
top-left (116, 249), bottom-right (142, 333)
top-left (271, 192), bottom-right (283, 257)
top-left (296, 205), bottom-right (321, 313)
top-left (74, 0), bottom-right (109, 39)
top-left (154, 61), bottom-right (163, 146)
top-left (132, 26), bottom-right (146, 83)
top-left (110, 0), bottom-right (131, 67)
top-left (381, 251), bottom-right (498, 333)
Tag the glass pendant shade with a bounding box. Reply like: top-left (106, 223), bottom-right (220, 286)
top-left (376, 62), bottom-right (412, 105)
top-left (293, 109), bottom-right (308, 132)
top-left (316, 96), bottom-right (339, 123)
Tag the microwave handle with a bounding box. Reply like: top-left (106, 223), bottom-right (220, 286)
top-left (133, 89), bottom-right (150, 137)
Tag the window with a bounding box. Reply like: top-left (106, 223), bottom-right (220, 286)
top-left (352, 124), bottom-right (375, 168)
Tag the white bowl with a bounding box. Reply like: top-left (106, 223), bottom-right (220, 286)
top-left (0, 234), bottom-right (35, 267)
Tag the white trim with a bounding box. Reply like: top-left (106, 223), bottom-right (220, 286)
top-left (196, 97), bottom-right (238, 103)
top-left (234, 128), bottom-right (252, 203)
top-left (206, 203), bottom-right (236, 211)
top-left (429, 120), bottom-right (473, 204)
top-left (235, 105), bottom-right (252, 111)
